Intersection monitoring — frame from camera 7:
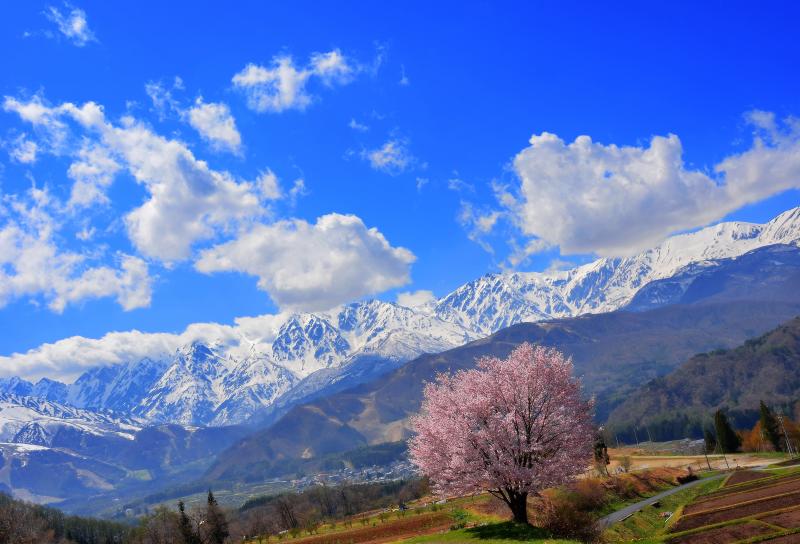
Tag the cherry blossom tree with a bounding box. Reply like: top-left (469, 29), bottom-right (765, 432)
top-left (408, 343), bottom-right (593, 524)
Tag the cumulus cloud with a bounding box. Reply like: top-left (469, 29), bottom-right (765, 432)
top-left (187, 98), bottom-right (242, 153)
top-left (44, 3), bottom-right (96, 47)
top-left (363, 139), bottom-right (414, 175)
top-left (396, 290), bottom-right (435, 308)
top-left (4, 95), bottom-right (264, 262)
top-left (232, 49), bottom-right (355, 113)
top-left (0, 188), bottom-right (152, 313)
top-left (504, 113), bottom-right (800, 257)
top-left (195, 213), bottom-right (415, 311)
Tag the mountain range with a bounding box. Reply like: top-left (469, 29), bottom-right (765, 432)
top-left (2, 206), bottom-right (800, 506)
top-left (4, 207), bottom-right (799, 427)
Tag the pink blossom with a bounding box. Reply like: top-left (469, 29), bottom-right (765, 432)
top-left (408, 343), bottom-right (594, 523)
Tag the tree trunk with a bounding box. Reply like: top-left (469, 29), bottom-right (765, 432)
top-left (508, 491), bottom-right (529, 524)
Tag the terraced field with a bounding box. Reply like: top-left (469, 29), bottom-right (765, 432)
top-left (666, 468), bottom-right (800, 543)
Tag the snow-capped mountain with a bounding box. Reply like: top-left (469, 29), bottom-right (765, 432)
top-left (435, 207), bottom-right (800, 335)
top-left (2, 207), bottom-right (799, 428)
top-left (0, 300), bottom-right (472, 426)
top-left (0, 394), bottom-right (141, 446)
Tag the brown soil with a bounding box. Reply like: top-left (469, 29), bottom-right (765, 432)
top-left (667, 522), bottom-right (775, 544)
top-left (283, 512), bottom-right (453, 544)
top-left (725, 470), bottom-right (772, 487)
top-left (759, 533), bottom-right (800, 543)
top-left (705, 474), bottom-right (800, 498)
top-left (761, 507), bottom-right (800, 529)
top-left (673, 492), bottom-right (800, 532)
top-left (775, 460), bottom-right (800, 468)
top-left (685, 479), bottom-right (800, 514)
top-left (464, 497), bottom-right (510, 519)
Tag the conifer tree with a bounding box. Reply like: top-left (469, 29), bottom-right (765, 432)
top-left (204, 490), bottom-right (230, 544)
top-left (714, 410), bottom-right (741, 453)
top-left (759, 400), bottom-right (783, 451)
top-left (178, 500), bottom-right (200, 544)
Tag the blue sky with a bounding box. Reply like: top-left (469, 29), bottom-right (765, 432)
top-left (1, 1), bottom-right (799, 367)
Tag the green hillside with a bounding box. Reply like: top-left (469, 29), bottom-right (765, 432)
top-left (607, 316), bottom-right (800, 440)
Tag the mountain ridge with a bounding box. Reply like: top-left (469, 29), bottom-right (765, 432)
top-left (1, 207), bottom-right (799, 429)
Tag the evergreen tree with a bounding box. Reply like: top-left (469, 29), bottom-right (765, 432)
top-left (759, 400), bottom-right (783, 451)
top-left (204, 490), bottom-right (230, 544)
top-left (714, 410), bottom-right (741, 453)
top-left (703, 428), bottom-right (717, 453)
top-left (178, 500), bottom-right (200, 544)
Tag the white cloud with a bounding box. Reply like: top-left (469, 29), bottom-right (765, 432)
top-left (66, 141), bottom-right (120, 208)
top-left (144, 79), bottom-right (181, 118)
top-left (44, 3), bottom-right (96, 47)
top-left (505, 113), bottom-right (800, 257)
top-left (289, 178), bottom-right (307, 200)
top-left (0, 188), bottom-right (151, 313)
top-left (256, 169), bottom-right (282, 200)
top-left (349, 118), bottom-right (369, 132)
top-left (447, 177), bottom-right (474, 193)
top-left (309, 50), bottom-right (354, 85)
top-left (5, 95), bottom-right (264, 262)
top-left (458, 201), bottom-right (503, 254)
top-left (0, 310), bottom-right (297, 382)
top-left (8, 134), bottom-right (38, 163)
top-left (232, 49), bottom-right (356, 113)
top-left (396, 289), bottom-right (435, 308)
top-left (195, 213), bottom-right (415, 311)
top-left (363, 139), bottom-right (414, 175)
top-left (187, 98), bottom-right (242, 153)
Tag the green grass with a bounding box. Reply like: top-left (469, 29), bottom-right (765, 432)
top-left (397, 521), bottom-right (579, 543)
top-left (602, 478), bottom-right (723, 543)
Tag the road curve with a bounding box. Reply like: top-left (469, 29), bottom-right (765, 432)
top-left (598, 474), bottom-right (726, 528)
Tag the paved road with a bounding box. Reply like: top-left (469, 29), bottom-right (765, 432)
top-left (598, 474), bottom-right (726, 528)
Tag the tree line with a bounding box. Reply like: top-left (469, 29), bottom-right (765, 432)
top-left (0, 478), bottom-right (429, 544)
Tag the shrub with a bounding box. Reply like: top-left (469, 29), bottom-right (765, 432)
top-left (450, 509), bottom-right (469, 530)
top-left (535, 492), bottom-right (602, 543)
top-left (570, 479), bottom-right (608, 511)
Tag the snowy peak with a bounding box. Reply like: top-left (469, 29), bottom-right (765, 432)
top-left (759, 206), bottom-right (800, 243)
top-left (175, 342), bottom-right (230, 379)
top-left (433, 207), bottom-right (800, 335)
top-left (271, 315), bottom-right (350, 374)
top-left (0, 394), bottom-right (141, 445)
